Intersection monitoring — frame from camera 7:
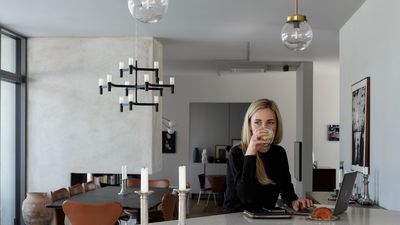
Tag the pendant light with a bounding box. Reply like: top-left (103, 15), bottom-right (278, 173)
top-left (281, 0), bottom-right (313, 51)
top-left (128, 0), bottom-right (168, 24)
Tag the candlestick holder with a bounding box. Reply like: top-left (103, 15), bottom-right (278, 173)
top-left (173, 189), bottom-right (191, 225)
top-left (134, 190), bottom-right (154, 225)
top-left (357, 173), bottom-right (373, 205)
top-left (118, 179), bottom-right (128, 195)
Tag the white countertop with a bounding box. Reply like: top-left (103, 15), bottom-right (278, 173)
top-left (152, 207), bottom-right (400, 225)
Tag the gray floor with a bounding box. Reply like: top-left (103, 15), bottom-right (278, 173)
top-left (188, 198), bottom-right (224, 218)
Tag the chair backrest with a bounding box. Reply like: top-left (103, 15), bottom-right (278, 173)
top-left (149, 179), bottom-right (170, 188)
top-left (51, 187), bottom-right (70, 202)
top-left (68, 184), bottom-right (85, 196)
top-left (62, 201), bottom-right (123, 225)
top-left (128, 178), bottom-right (170, 188)
top-left (51, 188), bottom-right (70, 225)
top-left (207, 175), bottom-right (226, 193)
top-left (198, 174), bottom-right (206, 189)
top-left (83, 181), bottom-right (97, 192)
top-left (127, 178), bottom-right (141, 188)
top-left (161, 193), bottom-right (178, 221)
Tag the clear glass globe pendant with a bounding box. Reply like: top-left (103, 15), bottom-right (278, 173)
top-left (128, 0), bottom-right (168, 23)
top-left (281, 0), bottom-right (312, 51)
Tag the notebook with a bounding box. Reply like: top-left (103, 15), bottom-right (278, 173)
top-left (285, 171), bottom-right (358, 216)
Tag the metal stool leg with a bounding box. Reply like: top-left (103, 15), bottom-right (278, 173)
top-left (205, 191), bottom-right (211, 206)
top-left (197, 190), bottom-right (202, 205)
top-left (213, 193), bottom-right (217, 205)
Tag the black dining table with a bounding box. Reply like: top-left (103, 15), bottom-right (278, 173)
top-left (46, 186), bottom-right (172, 224)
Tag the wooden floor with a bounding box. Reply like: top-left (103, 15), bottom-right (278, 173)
top-left (187, 197), bottom-right (224, 218)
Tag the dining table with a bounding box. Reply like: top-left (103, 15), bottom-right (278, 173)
top-left (46, 186), bottom-right (172, 225)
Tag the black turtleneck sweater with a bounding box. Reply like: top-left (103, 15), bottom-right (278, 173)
top-left (223, 144), bottom-right (298, 213)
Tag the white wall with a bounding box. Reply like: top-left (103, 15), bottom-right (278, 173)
top-left (152, 71), bottom-right (298, 189)
top-left (340, 0), bottom-right (400, 210)
top-left (313, 60), bottom-right (341, 186)
top-left (156, 59), bottom-right (341, 192)
top-left (27, 37), bottom-right (162, 192)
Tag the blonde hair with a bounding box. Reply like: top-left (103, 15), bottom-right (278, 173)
top-left (241, 99), bottom-right (283, 185)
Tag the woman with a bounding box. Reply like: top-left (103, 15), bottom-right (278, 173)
top-left (223, 99), bottom-right (312, 213)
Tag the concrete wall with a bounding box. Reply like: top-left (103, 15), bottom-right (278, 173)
top-left (27, 37), bottom-right (162, 192)
top-left (340, 0), bottom-right (400, 210)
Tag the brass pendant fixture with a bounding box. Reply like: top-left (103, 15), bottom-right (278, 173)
top-left (281, 0), bottom-right (313, 51)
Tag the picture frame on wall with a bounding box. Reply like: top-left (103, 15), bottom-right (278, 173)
top-left (351, 77), bottom-right (370, 174)
top-left (162, 131), bottom-right (176, 153)
top-left (215, 145), bottom-right (228, 163)
top-left (232, 139), bottom-right (242, 147)
top-left (327, 124), bottom-right (340, 141)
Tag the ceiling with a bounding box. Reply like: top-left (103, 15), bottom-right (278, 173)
top-left (0, 0), bottom-right (365, 69)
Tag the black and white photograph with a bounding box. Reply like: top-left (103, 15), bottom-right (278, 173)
top-left (327, 124), bottom-right (340, 141)
top-left (351, 77), bottom-right (370, 173)
top-left (162, 131), bottom-right (176, 153)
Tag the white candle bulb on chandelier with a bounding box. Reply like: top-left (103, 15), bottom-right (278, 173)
top-left (170, 77), bottom-right (175, 85)
top-left (107, 74), bottom-right (112, 83)
top-left (154, 61), bottom-right (159, 69)
top-left (119, 96), bottom-right (124, 104)
top-left (119, 62), bottom-right (124, 70)
top-left (154, 96), bottom-right (159, 104)
top-left (98, 78), bottom-right (104, 86)
top-left (144, 74), bottom-right (150, 82)
top-left (128, 58), bottom-right (134, 66)
top-left (125, 81), bottom-right (130, 85)
top-left (159, 81), bottom-right (163, 85)
top-left (128, 94), bottom-right (134, 102)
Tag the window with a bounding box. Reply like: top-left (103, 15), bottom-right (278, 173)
top-left (0, 27), bottom-right (26, 225)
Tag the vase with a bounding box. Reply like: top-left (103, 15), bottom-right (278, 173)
top-left (22, 192), bottom-right (52, 225)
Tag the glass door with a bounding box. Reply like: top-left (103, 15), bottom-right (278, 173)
top-left (0, 80), bottom-right (16, 225)
top-left (0, 27), bottom-right (26, 225)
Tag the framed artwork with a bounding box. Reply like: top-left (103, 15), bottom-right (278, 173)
top-left (215, 145), bottom-right (228, 161)
top-left (351, 77), bottom-right (370, 174)
top-left (232, 139), bottom-right (242, 147)
top-left (327, 125), bottom-right (340, 141)
top-left (162, 131), bottom-right (176, 153)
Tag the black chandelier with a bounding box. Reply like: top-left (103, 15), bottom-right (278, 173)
top-left (98, 58), bottom-right (174, 112)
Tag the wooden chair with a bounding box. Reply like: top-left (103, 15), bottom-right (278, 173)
top-left (206, 175), bottom-right (226, 206)
top-left (197, 174), bottom-right (212, 205)
top-left (62, 201), bottom-right (123, 225)
top-left (127, 178), bottom-right (170, 188)
top-left (149, 179), bottom-right (170, 188)
top-left (149, 192), bottom-right (178, 222)
top-left (83, 181), bottom-right (97, 192)
top-left (51, 187), bottom-right (70, 225)
top-left (127, 178), bottom-right (140, 188)
top-left (68, 184), bottom-right (84, 196)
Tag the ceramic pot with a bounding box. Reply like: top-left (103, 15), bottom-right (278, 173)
top-left (22, 192), bottom-right (52, 225)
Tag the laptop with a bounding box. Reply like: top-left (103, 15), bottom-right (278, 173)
top-left (285, 171), bottom-right (357, 216)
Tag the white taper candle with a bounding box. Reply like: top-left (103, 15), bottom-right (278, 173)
top-left (179, 165), bottom-right (186, 190)
top-left (141, 167), bottom-right (149, 192)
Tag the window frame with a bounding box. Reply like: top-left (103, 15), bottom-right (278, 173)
top-left (0, 25), bottom-right (27, 225)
